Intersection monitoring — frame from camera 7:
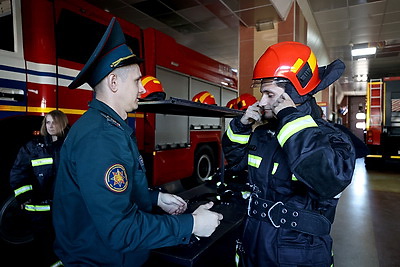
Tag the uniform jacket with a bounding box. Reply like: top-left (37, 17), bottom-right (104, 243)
top-left (52, 99), bottom-right (193, 266)
top-left (222, 105), bottom-right (356, 266)
top-left (10, 134), bottom-right (65, 207)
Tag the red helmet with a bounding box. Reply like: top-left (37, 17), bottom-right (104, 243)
top-left (253, 42), bottom-right (320, 96)
top-left (237, 93), bottom-right (257, 110)
top-left (192, 91), bottom-right (216, 105)
top-left (226, 97), bottom-right (238, 109)
top-left (140, 75), bottom-right (166, 101)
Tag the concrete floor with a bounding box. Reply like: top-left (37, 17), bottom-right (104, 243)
top-left (332, 158), bottom-right (400, 267)
top-left (2, 158), bottom-right (399, 266)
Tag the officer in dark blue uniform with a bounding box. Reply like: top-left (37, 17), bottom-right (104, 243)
top-left (52, 17), bottom-right (223, 266)
top-left (223, 42), bottom-right (356, 266)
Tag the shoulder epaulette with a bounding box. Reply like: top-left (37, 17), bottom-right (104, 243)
top-left (100, 112), bottom-right (123, 130)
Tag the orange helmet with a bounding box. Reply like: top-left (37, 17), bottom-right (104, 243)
top-left (237, 93), bottom-right (257, 110)
top-left (226, 97), bottom-right (238, 109)
top-left (140, 75), bottom-right (166, 101)
top-left (192, 91), bottom-right (216, 105)
top-left (253, 42), bottom-right (320, 96)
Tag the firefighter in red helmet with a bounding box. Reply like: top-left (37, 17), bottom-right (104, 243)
top-left (140, 75), bottom-right (166, 101)
top-left (226, 97), bottom-right (238, 109)
top-left (192, 91), bottom-right (217, 105)
top-left (222, 42), bottom-right (356, 266)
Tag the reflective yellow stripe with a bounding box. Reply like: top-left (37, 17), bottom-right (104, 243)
top-left (0, 105), bottom-right (87, 116)
top-left (24, 204), bottom-right (51, 212)
top-left (58, 107), bottom-right (85, 115)
top-left (308, 51), bottom-right (317, 73)
top-left (226, 125), bottom-right (250, 144)
top-left (248, 154), bottom-right (262, 168)
top-left (241, 191), bottom-right (251, 199)
top-left (199, 92), bottom-right (211, 103)
top-left (141, 76), bottom-right (156, 86)
top-left (235, 252), bottom-right (239, 267)
top-left (366, 154), bottom-right (382, 158)
top-left (271, 162), bottom-right (279, 174)
top-left (291, 58), bottom-right (304, 73)
top-left (277, 115), bottom-right (318, 146)
top-left (14, 185), bottom-right (33, 197)
top-left (127, 113), bottom-right (144, 118)
top-left (292, 174), bottom-right (298, 181)
top-left (31, 157), bottom-right (53, 167)
top-left (50, 260), bottom-right (64, 267)
top-left (0, 105), bottom-right (26, 112)
top-left (291, 51), bottom-right (317, 74)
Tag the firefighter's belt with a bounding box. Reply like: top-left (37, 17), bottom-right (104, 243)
top-left (248, 196), bottom-right (331, 236)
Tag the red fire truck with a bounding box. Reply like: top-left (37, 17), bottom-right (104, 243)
top-left (0, 0), bottom-right (238, 183)
top-left (0, 0), bottom-right (240, 244)
top-left (365, 77), bottom-right (400, 167)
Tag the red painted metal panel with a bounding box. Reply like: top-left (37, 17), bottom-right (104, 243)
top-left (144, 28), bottom-right (237, 89)
top-left (152, 148), bottom-right (194, 186)
top-left (21, 0), bottom-right (56, 64)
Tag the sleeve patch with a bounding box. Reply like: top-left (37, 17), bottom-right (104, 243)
top-left (105, 164), bottom-right (128, 192)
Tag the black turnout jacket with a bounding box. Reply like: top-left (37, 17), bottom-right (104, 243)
top-left (222, 103), bottom-right (356, 266)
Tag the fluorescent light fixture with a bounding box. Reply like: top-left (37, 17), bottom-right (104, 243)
top-left (351, 47), bottom-right (376, 56)
top-left (356, 112), bottom-right (366, 120)
top-left (356, 122), bottom-right (365, 130)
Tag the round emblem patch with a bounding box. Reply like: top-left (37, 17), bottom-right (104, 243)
top-left (105, 164), bottom-right (128, 192)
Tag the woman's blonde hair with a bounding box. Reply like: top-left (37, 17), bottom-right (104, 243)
top-left (40, 110), bottom-right (69, 137)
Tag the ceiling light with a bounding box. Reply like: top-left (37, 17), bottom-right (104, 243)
top-left (256, 20), bottom-right (274, 32)
top-left (351, 47), bottom-right (376, 57)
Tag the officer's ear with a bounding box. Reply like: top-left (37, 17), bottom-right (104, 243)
top-left (106, 72), bottom-right (118, 93)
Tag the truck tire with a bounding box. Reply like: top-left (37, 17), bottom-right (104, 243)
top-left (0, 195), bottom-right (33, 245)
top-left (193, 145), bottom-right (216, 184)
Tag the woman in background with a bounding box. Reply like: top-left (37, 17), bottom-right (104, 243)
top-left (10, 110), bottom-right (69, 267)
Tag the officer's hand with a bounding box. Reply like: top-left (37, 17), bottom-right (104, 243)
top-left (240, 101), bottom-right (262, 125)
top-left (192, 202), bottom-right (223, 237)
top-left (271, 92), bottom-right (296, 115)
top-left (157, 192), bottom-right (187, 215)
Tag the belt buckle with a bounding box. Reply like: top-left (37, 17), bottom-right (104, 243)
top-left (268, 201), bottom-right (283, 228)
top-left (247, 194), bottom-right (253, 217)
top-left (247, 193), bottom-right (259, 217)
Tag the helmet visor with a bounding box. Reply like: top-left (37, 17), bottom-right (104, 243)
top-left (251, 78), bottom-right (289, 92)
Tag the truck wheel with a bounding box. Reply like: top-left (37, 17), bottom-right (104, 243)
top-left (0, 195), bottom-right (33, 245)
top-left (193, 145), bottom-right (216, 184)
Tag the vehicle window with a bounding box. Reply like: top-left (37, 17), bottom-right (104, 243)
top-left (0, 0), bottom-right (14, 52)
top-left (56, 9), bottom-right (140, 65)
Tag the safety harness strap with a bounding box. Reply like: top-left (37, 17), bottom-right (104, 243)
top-left (248, 195), bottom-right (331, 236)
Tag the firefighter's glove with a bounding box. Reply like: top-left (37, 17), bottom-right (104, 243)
top-left (240, 101), bottom-right (262, 125)
top-left (192, 201), bottom-right (223, 237)
top-left (272, 92), bottom-right (296, 115)
top-left (158, 192), bottom-right (187, 215)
